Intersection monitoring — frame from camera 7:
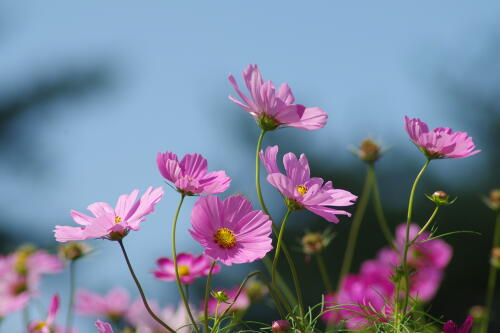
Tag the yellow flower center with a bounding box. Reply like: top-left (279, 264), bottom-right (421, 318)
top-left (214, 228), bottom-right (236, 249)
top-left (115, 216), bottom-right (122, 224)
top-left (296, 184), bottom-right (308, 195)
top-left (178, 265), bottom-right (190, 276)
top-left (33, 322), bottom-right (47, 330)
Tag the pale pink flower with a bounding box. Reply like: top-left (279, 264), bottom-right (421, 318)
top-left (126, 300), bottom-right (192, 333)
top-left (404, 116), bottom-right (480, 159)
top-left (260, 145), bottom-right (357, 223)
top-left (189, 195), bottom-right (273, 266)
top-left (153, 253), bottom-right (220, 284)
top-left (95, 320), bottom-right (114, 333)
top-left (75, 288), bottom-right (130, 320)
top-left (228, 64), bottom-right (327, 131)
top-left (54, 187), bottom-right (163, 242)
top-left (28, 295), bottom-right (59, 333)
top-left (206, 287), bottom-right (250, 316)
top-left (157, 152), bottom-right (231, 195)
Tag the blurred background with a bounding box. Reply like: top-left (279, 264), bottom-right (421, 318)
top-left (0, 1), bottom-right (499, 332)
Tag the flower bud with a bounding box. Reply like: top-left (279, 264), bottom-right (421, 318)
top-left (59, 242), bottom-right (91, 261)
top-left (484, 189), bottom-right (500, 211)
top-left (427, 190), bottom-right (456, 206)
top-left (245, 279), bottom-right (268, 301)
top-left (272, 320), bottom-right (291, 332)
top-left (211, 290), bottom-right (229, 303)
top-left (301, 229), bottom-right (334, 258)
top-left (491, 247), bottom-right (500, 268)
top-left (356, 139), bottom-right (382, 164)
top-left (469, 305), bottom-right (486, 321)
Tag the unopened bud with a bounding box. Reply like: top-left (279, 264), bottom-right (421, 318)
top-left (302, 233), bottom-right (324, 255)
top-left (427, 190), bottom-right (455, 206)
top-left (469, 305), bottom-right (486, 320)
top-left (211, 290), bottom-right (229, 303)
top-left (59, 242), bottom-right (91, 261)
top-left (245, 279), bottom-right (268, 301)
top-left (356, 139), bottom-right (382, 164)
top-left (491, 247), bottom-right (500, 268)
top-left (485, 189), bottom-right (500, 211)
top-left (272, 320), bottom-right (291, 332)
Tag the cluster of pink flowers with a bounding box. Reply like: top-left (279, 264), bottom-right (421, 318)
top-left (323, 223), bottom-right (453, 329)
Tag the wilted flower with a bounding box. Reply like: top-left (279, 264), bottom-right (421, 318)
top-left (54, 187), bottom-right (163, 242)
top-left (206, 287), bottom-right (250, 316)
top-left (443, 316), bottom-right (473, 333)
top-left (260, 145), bottom-right (357, 222)
top-left (228, 64), bottom-right (327, 131)
top-left (153, 253), bottom-right (220, 284)
top-left (28, 295), bottom-right (59, 333)
top-left (404, 116), bottom-right (480, 159)
top-left (58, 242), bottom-right (91, 261)
top-left (75, 288), bottom-right (130, 321)
top-left (190, 195), bottom-right (273, 266)
top-left (272, 319), bottom-right (291, 332)
top-left (157, 152), bottom-right (231, 196)
top-left (484, 189), bottom-right (500, 211)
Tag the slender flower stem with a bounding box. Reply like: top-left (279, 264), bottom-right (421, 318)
top-left (482, 213), bottom-right (500, 333)
top-left (65, 260), bottom-right (76, 332)
top-left (256, 129), bottom-right (269, 214)
top-left (316, 253), bottom-right (333, 293)
top-left (412, 206), bottom-right (440, 243)
top-left (369, 165), bottom-right (395, 248)
top-left (400, 159), bottom-right (430, 318)
top-left (272, 210), bottom-right (293, 299)
top-left (172, 194), bottom-right (201, 333)
top-left (204, 261), bottom-right (216, 333)
top-left (117, 240), bottom-right (175, 333)
top-left (338, 167), bottom-right (374, 290)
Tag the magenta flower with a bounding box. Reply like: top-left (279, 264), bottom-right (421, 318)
top-left (260, 145), bottom-right (357, 223)
top-left (206, 287), bottom-right (250, 316)
top-left (228, 64), bottom-right (327, 131)
top-left (157, 152), bottom-right (231, 195)
top-left (189, 195), bottom-right (273, 266)
top-left (75, 287), bottom-right (130, 320)
top-left (54, 187), bottom-right (163, 242)
top-left (272, 320), bottom-right (291, 332)
top-left (95, 320), bottom-right (114, 333)
top-left (443, 316), bottom-right (473, 333)
top-left (28, 295), bottom-right (59, 333)
top-left (404, 116), bottom-right (480, 159)
top-left (153, 253), bottom-right (220, 284)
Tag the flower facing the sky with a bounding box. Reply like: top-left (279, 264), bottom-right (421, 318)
top-left (443, 316), bottom-right (473, 333)
top-left (75, 287), bottom-right (130, 321)
top-left (190, 195), bottom-right (273, 266)
top-left (228, 64), bottom-right (327, 131)
top-left (157, 152), bottom-right (231, 195)
top-left (260, 145), bottom-right (357, 222)
top-left (153, 253), bottom-right (220, 284)
top-left (404, 116), bottom-right (480, 159)
top-left (54, 187), bottom-right (163, 242)
top-left (206, 287), bottom-right (250, 316)
top-left (28, 295), bottom-right (59, 333)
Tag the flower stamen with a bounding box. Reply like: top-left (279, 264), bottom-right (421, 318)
top-left (296, 184), bottom-right (308, 195)
top-left (178, 265), bottom-right (190, 277)
top-left (214, 228), bottom-right (237, 249)
top-left (114, 216), bottom-right (122, 224)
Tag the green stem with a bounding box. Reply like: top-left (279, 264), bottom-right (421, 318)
top-left (172, 194), bottom-right (200, 333)
top-left (316, 253), bottom-right (333, 293)
top-left (117, 240), bottom-right (175, 333)
top-left (337, 167), bottom-right (374, 290)
top-left (256, 129), bottom-right (269, 214)
top-left (412, 206), bottom-right (439, 243)
top-left (263, 255), bottom-right (294, 313)
top-left (65, 260), bottom-right (76, 332)
top-left (204, 261), bottom-right (216, 333)
top-left (482, 213), bottom-right (500, 333)
top-left (400, 159), bottom-right (430, 319)
top-left (369, 165), bottom-right (395, 248)
top-left (272, 210), bottom-right (293, 298)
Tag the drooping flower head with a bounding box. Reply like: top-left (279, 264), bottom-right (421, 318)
top-left (157, 152), bottom-right (231, 196)
top-left (190, 195), bottom-right (273, 266)
top-left (443, 316), bottom-right (473, 333)
top-left (126, 299), bottom-right (192, 333)
top-left (404, 116), bottom-right (480, 159)
top-left (260, 145), bottom-right (357, 223)
top-left (95, 320), bottom-right (114, 333)
top-left (28, 295), bottom-right (59, 333)
top-left (153, 253), bottom-right (220, 284)
top-left (54, 187), bottom-right (163, 242)
top-left (206, 287), bottom-right (250, 316)
top-left (228, 64), bottom-right (327, 131)
top-left (75, 287), bottom-right (130, 321)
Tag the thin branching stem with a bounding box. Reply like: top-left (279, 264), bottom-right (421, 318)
top-left (482, 213), bottom-right (500, 333)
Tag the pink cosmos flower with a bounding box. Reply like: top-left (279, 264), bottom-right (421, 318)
top-left (260, 145), bottom-right (357, 223)
top-left (28, 295), bottom-right (59, 333)
top-left (404, 116), bottom-right (480, 159)
top-left (54, 187), bottom-right (163, 242)
top-left (189, 195), bottom-right (273, 266)
top-left (206, 287), bottom-right (250, 316)
top-left (126, 299), bottom-right (191, 333)
top-left (75, 288), bottom-right (130, 320)
top-left (95, 320), bottom-right (114, 333)
top-left (228, 64), bottom-right (328, 131)
top-left (157, 152), bottom-right (231, 196)
top-left (153, 253), bottom-right (220, 284)
top-left (443, 316), bottom-right (473, 333)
